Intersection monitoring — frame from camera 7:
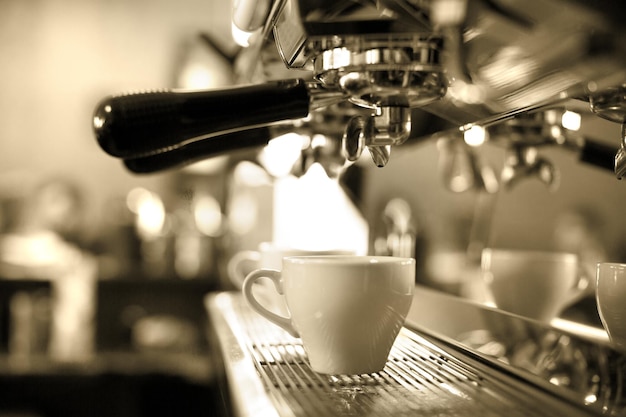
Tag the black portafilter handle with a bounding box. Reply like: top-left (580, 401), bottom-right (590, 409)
top-left (123, 126), bottom-right (272, 174)
top-left (93, 79), bottom-right (310, 159)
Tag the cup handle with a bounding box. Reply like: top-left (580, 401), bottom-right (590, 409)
top-left (565, 265), bottom-right (591, 305)
top-left (227, 250), bottom-right (261, 288)
top-left (242, 269), bottom-right (300, 338)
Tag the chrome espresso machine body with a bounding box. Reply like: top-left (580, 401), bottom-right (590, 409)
top-left (92, 1), bottom-right (626, 416)
top-left (93, 0), bottom-right (626, 181)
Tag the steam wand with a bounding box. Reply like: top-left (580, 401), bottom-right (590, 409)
top-left (614, 123), bottom-right (626, 180)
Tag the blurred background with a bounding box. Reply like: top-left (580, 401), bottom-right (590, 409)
top-left (1, 0), bottom-right (625, 415)
top-left (0, 1), bottom-right (234, 416)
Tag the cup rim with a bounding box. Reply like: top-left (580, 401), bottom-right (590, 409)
top-left (597, 262), bottom-right (626, 270)
top-left (258, 242), bottom-right (356, 255)
top-left (283, 255), bottom-right (415, 265)
top-left (482, 248), bottom-right (577, 263)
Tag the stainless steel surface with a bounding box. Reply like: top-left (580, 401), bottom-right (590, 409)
top-left (206, 291), bottom-right (610, 417)
top-left (407, 286), bottom-right (626, 415)
top-left (262, 0), bottom-right (626, 170)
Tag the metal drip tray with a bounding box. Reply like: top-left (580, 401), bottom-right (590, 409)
top-left (206, 292), bottom-right (601, 417)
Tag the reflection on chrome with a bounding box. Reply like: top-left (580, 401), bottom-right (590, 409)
top-left (407, 286), bottom-right (626, 415)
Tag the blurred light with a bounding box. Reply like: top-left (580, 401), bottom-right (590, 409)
top-left (448, 80), bottom-right (486, 105)
top-left (127, 187), bottom-right (166, 239)
top-left (584, 394), bottom-right (598, 404)
top-left (273, 163), bottom-right (368, 254)
top-left (126, 187), bottom-right (150, 214)
top-left (325, 47), bottom-right (352, 68)
top-left (233, 160), bottom-right (271, 187)
top-left (259, 133), bottom-right (309, 177)
top-left (561, 110), bottom-right (581, 131)
top-left (365, 49), bottom-right (381, 65)
top-left (178, 63), bottom-right (214, 89)
top-left (228, 191), bottom-right (258, 235)
top-left (193, 194), bottom-right (223, 236)
top-left (232, 23), bottom-right (253, 47)
top-left (463, 125), bottom-right (487, 147)
top-left (550, 125), bottom-right (565, 143)
top-left (449, 175), bottom-right (471, 192)
top-left (175, 234), bottom-right (202, 279)
top-left (311, 134), bottom-right (328, 148)
top-left (431, 0), bottom-right (467, 25)
top-left (183, 155), bottom-right (229, 175)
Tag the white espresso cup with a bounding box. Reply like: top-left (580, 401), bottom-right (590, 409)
top-left (596, 262), bottom-right (626, 349)
top-left (481, 249), bottom-right (585, 322)
top-left (242, 255), bottom-right (415, 375)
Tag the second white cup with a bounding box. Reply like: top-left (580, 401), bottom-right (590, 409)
top-left (481, 249), bottom-right (586, 322)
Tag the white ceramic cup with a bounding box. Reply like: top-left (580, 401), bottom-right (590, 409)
top-left (481, 249), bottom-right (585, 322)
top-left (596, 262), bottom-right (626, 349)
top-left (242, 255), bottom-right (415, 375)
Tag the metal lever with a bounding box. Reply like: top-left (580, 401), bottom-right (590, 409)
top-left (93, 79), bottom-right (311, 159)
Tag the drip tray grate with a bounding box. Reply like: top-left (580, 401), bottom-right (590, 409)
top-left (213, 294), bottom-right (594, 417)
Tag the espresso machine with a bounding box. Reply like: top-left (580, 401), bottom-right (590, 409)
top-left (92, 1), bottom-right (626, 416)
top-left (93, 0), bottom-right (625, 180)
top-left (93, 0), bottom-right (626, 275)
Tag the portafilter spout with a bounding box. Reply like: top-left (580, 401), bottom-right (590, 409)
top-left (342, 107), bottom-right (412, 168)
